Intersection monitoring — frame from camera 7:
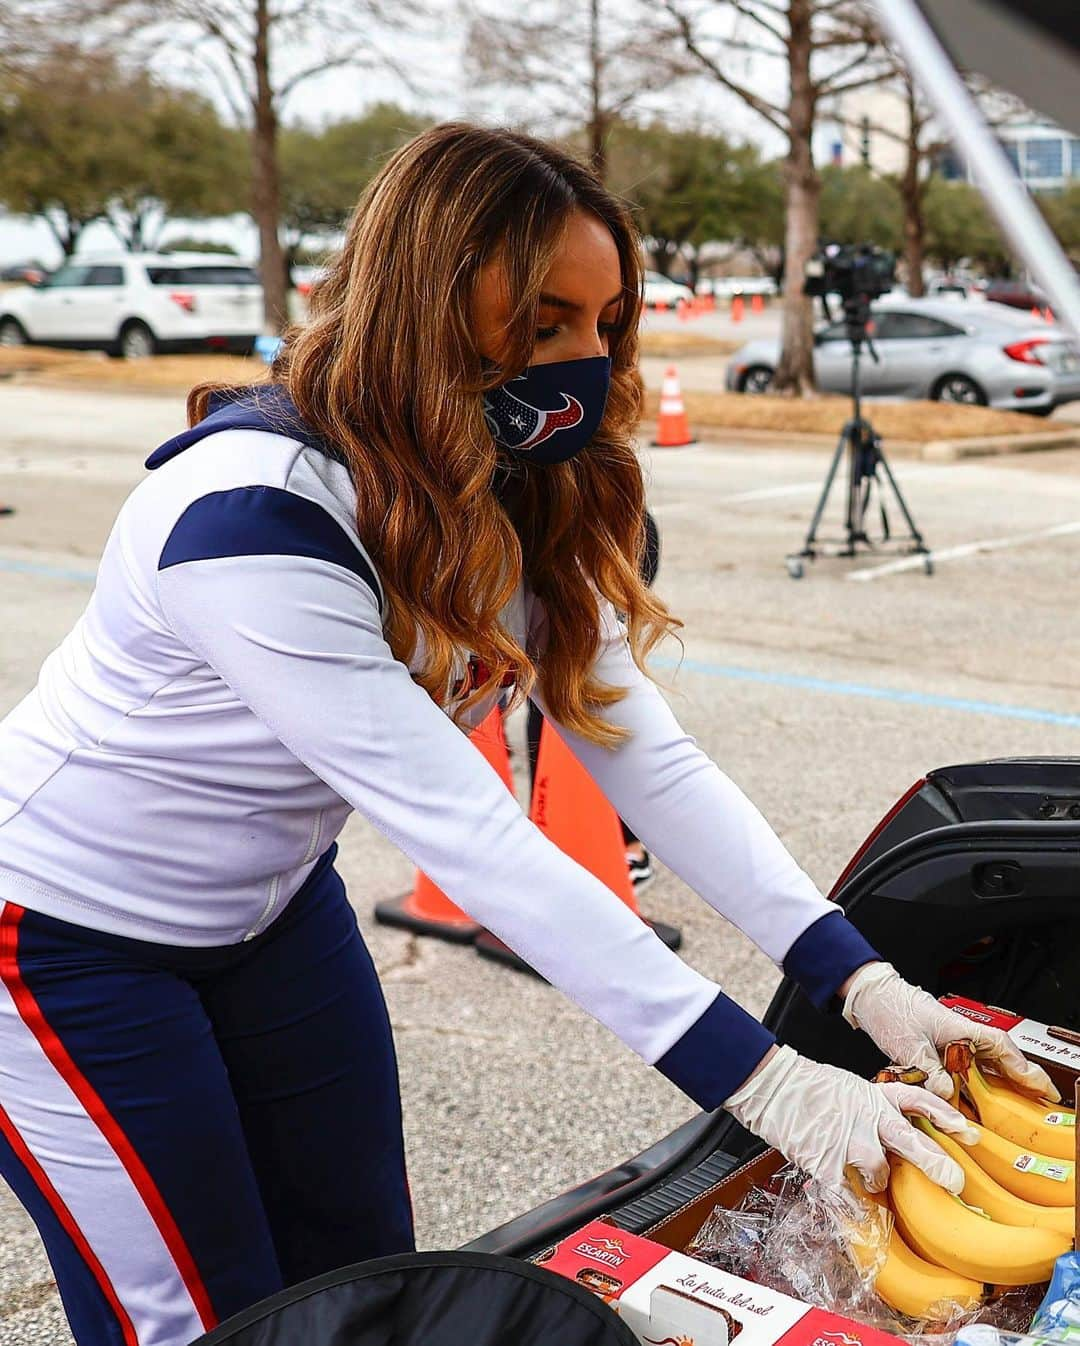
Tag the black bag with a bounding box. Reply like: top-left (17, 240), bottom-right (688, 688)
top-left (193, 1251), bottom-right (638, 1346)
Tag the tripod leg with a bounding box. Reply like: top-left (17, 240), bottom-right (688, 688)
top-left (876, 448), bottom-right (930, 551)
top-left (797, 426), bottom-right (849, 557)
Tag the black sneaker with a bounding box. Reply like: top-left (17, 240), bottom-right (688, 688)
top-left (627, 849), bottom-right (654, 888)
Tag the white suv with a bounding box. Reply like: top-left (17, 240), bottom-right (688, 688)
top-left (0, 252), bottom-right (264, 359)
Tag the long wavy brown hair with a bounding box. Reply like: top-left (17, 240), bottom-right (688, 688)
top-left (190, 122), bottom-right (680, 745)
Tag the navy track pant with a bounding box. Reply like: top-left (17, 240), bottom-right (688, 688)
top-left (0, 845), bottom-right (414, 1346)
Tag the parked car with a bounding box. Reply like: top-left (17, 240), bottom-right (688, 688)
top-left (0, 252), bottom-right (263, 358)
top-left (925, 275), bottom-right (972, 300)
top-left (0, 261), bottom-right (50, 286)
top-left (725, 297), bottom-right (1080, 413)
top-left (697, 275), bottom-right (778, 299)
top-left (643, 270), bottom-right (694, 310)
top-left (468, 758), bottom-right (1080, 1264)
top-left (982, 278), bottom-right (1051, 312)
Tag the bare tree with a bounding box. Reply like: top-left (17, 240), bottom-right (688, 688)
top-left (826, 56), bottom-right (1024, 297)
top-left (462, 0), bottom-right (691, 180)
top-left (659, 1), bottom-right (889, 394)
top-left (42, 0), bottom-right (427, 332)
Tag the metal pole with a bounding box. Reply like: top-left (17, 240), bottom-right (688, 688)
top-left (874, 0), bottom-right (1080, 339)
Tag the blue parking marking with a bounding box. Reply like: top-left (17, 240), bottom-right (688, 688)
top-left (653, 656), bottom-right (1080, 730)
top-left (0, 558), bottom-right (98, 584)
top-left (5, 556), bottom-right (1076, 729)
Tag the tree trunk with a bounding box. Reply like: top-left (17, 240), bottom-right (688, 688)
top-left (903, 188), bottom-right (926, 297)
top-left (772, 0), bottom-right (819, 396)
top-left (45, 210), bottom-right (81, 257)
top-left (901, 79), bottom-right (925, 297)
top-left (588, 0), bottom-right (607, 180)
top-left (252, 0), bottom-right (287, 332)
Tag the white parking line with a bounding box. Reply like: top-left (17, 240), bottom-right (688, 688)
top-left (721, 465), bottom-right (954, 505)
top-left (847, 520), bottom-right (1080, 580)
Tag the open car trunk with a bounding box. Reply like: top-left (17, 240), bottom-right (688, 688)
top-left (193, 758), bottom-right (1080, 1343)
top-left (468, 757), bottom-right (1080, 1259)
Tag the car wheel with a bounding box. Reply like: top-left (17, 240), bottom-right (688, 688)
top-left (0, 317), bottom-right (28, 347)
top-left (931, 373), bottom-right (987, 406)
top-left (738, 365), bottom-right (774, 394)
top-left (118, 321), bottom-right (156, 360)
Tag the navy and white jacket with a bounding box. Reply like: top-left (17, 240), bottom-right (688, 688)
top-left (0, 388), bottom-right (877, 1107)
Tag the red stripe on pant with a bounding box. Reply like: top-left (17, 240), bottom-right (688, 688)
top-left (0, 1098), bottom-right (139, 1346)
top-left (0, 903), bottom-right (218, 1334)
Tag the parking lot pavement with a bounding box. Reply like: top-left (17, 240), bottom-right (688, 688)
top-left (2, 384), bottom-right (1080, 1339)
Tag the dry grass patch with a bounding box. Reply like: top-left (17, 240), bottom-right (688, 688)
top-left (0, 348), bottom-right (1058, 445)
top-left (639, 330), bottom-right (739, 359)
top-left (0, 348), bottom-right (265, 393)
top-left (643, 389), bottom-right (1051, 442)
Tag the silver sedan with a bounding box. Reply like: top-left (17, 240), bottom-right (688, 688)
top-left (724, 297), bottom-right (1080, 414)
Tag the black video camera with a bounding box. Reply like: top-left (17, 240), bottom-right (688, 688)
top-left (804, 242), bottom-right (896, 302)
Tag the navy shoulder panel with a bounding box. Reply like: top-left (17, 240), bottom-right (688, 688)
top-left (146, 386), bottom-right (344, 470)
top-left (158, 486), bottom-right (382, 607)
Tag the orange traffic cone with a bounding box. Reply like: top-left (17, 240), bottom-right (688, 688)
top-left (677, 297), bottom-right (691, 322)
top-left (731, 293), bottom-right (745, 322)
top-left (751, 292), bottom-right (765, 314)
top-left (650, 365), bottom-right (696, 448)
top-left (706, 292), bottom-right (716, 312)
top-left (374, 707), bottom-right (513, 942)
top-left (475, 721), bottom-right (681, 973)
top-left (654, 297), bottom-right (667, 313)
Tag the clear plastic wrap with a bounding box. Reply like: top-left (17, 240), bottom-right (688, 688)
top-left (687, 1165), bottom-right (1049, 1343)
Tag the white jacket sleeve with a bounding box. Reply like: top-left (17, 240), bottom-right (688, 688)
top-left (529, 601), bottom-right (879, 1007)
top-left (156, 547), bottom-right (754, 1086)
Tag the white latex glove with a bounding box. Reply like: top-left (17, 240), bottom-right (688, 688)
top-left (724, 1044), bottom-right (976, 1195)
top-left (842, 961), bottom-right (1059, 1103)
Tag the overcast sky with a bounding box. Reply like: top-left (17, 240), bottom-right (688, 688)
top-left (1, 3), bottom-right (790, 266)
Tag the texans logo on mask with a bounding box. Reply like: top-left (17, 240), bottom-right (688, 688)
top-left (483, 381), bottom-right (584, 452)
top-left (482, 355), bottom-right (612, 466)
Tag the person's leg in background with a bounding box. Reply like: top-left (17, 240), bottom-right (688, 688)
top-left (198, 849), bottom-right (414, 1286)
top-left (0, 900), bottom-right (283, 1346)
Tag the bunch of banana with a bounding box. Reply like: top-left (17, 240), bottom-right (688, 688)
top-left (847, 1171), bottom-right (983, 1320)
top-left (845, 1045), bottom-right (1076, 1324)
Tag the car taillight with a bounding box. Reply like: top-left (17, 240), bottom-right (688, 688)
top-left (169, 291), bottom-right (197, 314)
top-left (1003, 338), bottom-right (1048, 364)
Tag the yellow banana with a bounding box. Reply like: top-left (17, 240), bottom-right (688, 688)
top-left (914, 1119), bottom-right (1074, 1237)
top-left (889, 1156), bottom-right (1072, 1284)
top-left (873, 1228), bottom-right (985, 1318)
top-left (966, 1066), bottom-right (1076, 1161)
top-left (964, 1121), bottom-right (1075, 1208)
top-left (847, 1171), bottom-right (983, 1318)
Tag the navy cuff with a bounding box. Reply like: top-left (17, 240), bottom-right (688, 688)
top-left (783, 910), bottom-right (879, 1010)
top-left (655, 991), bottom-right (776, 1112)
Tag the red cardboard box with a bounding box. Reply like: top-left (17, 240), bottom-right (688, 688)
top-left (542, 1218), bottom-right (897, 1346)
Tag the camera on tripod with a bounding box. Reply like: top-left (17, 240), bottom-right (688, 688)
top-left (804, 242), bottom-right (897, 311)
top-left (786, 241), bottom-right (932, 578)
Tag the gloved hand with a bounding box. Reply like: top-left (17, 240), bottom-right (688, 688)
top-left (841, 961), bottom-right (1059, 1103)
top-left (724, 1043), bottom-right (976, 1195)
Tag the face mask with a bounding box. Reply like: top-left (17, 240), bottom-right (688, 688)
top-left (482, 354), bottom-right (612, 464)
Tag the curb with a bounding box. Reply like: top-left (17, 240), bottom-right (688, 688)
top-left (643, 422), bottom-right (1080, 462)
top-left (920, 429), bottom-right (1080, 461)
